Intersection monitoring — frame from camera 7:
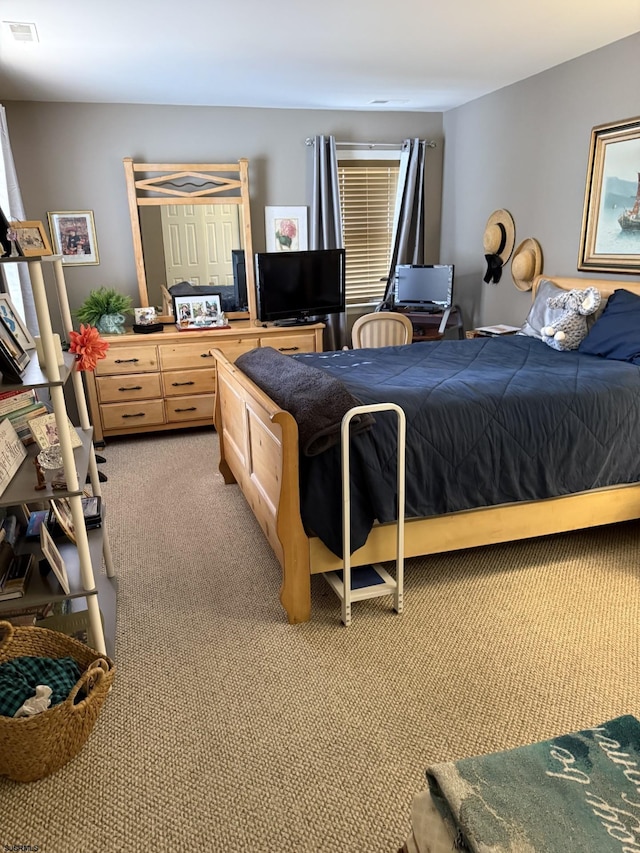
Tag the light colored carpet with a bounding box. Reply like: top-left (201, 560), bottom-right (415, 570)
top-left (2, 428), bottom-right (639, 852)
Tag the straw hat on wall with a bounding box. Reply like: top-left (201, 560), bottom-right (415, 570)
top-left (483, 209), bottom-right (516, 284)
top-left (511, 238), bottom-right (543, 291)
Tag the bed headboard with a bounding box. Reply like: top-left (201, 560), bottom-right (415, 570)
top-left (532, 275), bottom-right (640, 300)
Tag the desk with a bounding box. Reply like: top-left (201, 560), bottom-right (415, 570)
top-left (395, 304), bottom-right (465, 341)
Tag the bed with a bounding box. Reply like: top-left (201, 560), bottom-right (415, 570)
top-left (212, 275), bottom-right (640, 624)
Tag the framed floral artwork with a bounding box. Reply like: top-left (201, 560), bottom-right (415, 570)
top-left (578, 116), bottom-right (640, 273)
top-left (265, 206), bottom-right (308, 253)
top-left (47, 210), bottom-right (100, 265)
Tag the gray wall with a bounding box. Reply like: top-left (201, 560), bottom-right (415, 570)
top-left (3, 103), bottom-right (443, 315)
top-left (441, 32), bottom-right (640, 330)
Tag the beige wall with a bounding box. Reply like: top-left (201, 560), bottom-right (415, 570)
top-left (3, 103), bottom-right (443, 315)
top-left (441, 32), bottom-right (640, 330)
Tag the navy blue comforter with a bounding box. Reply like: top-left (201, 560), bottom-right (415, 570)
top-left (291, 336), bottom-right (640, 557)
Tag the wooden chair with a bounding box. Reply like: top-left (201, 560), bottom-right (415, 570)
top-left (351, 311), bottom-right (414, 348)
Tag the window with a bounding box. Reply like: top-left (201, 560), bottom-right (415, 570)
top-left (338, 154), bottom-right (400, 307)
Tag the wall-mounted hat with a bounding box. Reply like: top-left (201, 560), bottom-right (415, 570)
top-left (482, 209), bottom-right (516, 284)
top-left (511, 238), bottom-right (543, 292)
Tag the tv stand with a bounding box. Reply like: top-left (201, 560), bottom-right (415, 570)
top-left (274, 318), bottom-right (313, 327)
top-left (395, 304), bottom-right (464, 341)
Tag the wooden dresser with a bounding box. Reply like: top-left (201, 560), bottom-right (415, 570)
top-left (84, 322), bottom-right (324, 442)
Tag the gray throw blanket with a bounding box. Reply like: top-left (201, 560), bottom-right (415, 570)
top-left (426, 714), bottom-right (640, 852)
top-left (235, 347), bottom-right (374, 456)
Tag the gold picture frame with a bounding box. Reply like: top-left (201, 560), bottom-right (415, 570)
top-left (578, 115), bottom-right (640, 273)
top-left (8, 220), bottom-right (52, 257)
top-left (47, 210), bottom-right (99, 265)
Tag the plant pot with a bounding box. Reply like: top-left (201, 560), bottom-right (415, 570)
top-left (96, 313), bottom-right (126, 334)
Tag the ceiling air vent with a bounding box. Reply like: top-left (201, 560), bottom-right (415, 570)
top-left (4, 21), bottom-right (39, 42)
top-left (369, 99), bottom-right (409, 106)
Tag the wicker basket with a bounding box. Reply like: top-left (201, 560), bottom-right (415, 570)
top-left (0, 620), bottom-right (115, 783)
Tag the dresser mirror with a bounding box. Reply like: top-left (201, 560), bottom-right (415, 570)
top-left (124, 158), bottom-right (257, 321)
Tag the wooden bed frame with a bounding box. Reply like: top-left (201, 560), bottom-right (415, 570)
top-left (212, 275), bottom-right (640, 623)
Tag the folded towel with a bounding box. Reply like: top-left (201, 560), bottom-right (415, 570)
top-left (235, 347), bottom-right (374, 456)
top-left (425, 714), bottom-right (640, 852)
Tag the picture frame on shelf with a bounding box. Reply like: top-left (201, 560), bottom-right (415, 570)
top-left (36, 609), bottom-right (100, 649)
top-left (0, 316), bottom-right (30, 380)
top-left (28, 412), bottom-right (83, 452)
top-left (40, 522), bottom-right (70, 594)
top-left (0, 294), bottom-right (36, 350)
top-left (173, 293), bottom-right (222, 329)
top-left (0, 419), bottom-right (27, 499)
top-left (47, 210), bottom-right (99, 266)
top-left (265, 206), bottom-right (308, 253)
top-left (49, 497), bottom-right (76, 544)
top-left (578, 116), bottom-right (640, 273)
top-left (8, 221), bottom-right (52, 257)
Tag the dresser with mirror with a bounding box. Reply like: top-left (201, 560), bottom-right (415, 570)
top-left (84, 159), bottom-right (324, 442)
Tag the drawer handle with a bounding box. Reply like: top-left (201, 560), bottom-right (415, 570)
top-left (115, 358), bottom-right (140, 364)
top-left (278, 346), bottom-right (300, 352)
top-left (119, 385), bottom-right (143, 391)
top-left (171, 380), bottom-right (195, 387)
top-left (122, 412), bottom-right (146, 419)
top-left (174, 406), bottom-right (197, 413)
top-left (200, 352), bottom-right (214, 358)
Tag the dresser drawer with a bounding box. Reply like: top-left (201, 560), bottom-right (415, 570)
top-left (162, 369), bottom-right (216, 397)
top-left (96, 345), bottom-right (159, 376)
top-left (211, 338), bottom-right (259, 362)
top-left (101, 399), bottom-right (165, 431)
top-left (97, 372), bottom-right (162, 403)
top-left (165, 394), bottom-right (215, 423)
top-left (263, 333), bottom-right (317, 354)
top-left (159, 342), bottom-right (219, 371)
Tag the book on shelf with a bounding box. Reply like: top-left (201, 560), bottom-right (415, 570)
top-left (0, 514), bottom-right (19, 548)
top-left (474, 324), bottom-right (521, 336)
top-left (0, 388), bottom-right (37, 417)
top-left (28, 412), bottom-right (83, 452)
top-left (0, 553), bottom-right (34, 601)
top-left (35, 608), bottom-right (101, 649)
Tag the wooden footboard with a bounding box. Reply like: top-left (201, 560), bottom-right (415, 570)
top-left (213, 328), bottom-right (640, 624)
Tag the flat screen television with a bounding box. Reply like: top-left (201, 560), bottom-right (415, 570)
top-left (255, 249), bottom-right (345, 325)
top-left (395, 264), bottom-right (454, 310)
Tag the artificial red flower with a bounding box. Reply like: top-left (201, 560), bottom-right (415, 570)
top-left (68, 323), bottom-right (110, 371)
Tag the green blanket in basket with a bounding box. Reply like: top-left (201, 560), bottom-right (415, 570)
top-left (426, 715), bottom-right (640, 852)
top-left (0, 655), bottom-right (81, 716)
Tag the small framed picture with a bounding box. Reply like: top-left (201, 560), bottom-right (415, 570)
top-left (47, 210), bottom-right (99, 266)
top-left (28, 412), bottom-right (83, 452)
top-left (0, 316), bottom-right (30, 380)
top-left (134, 306), bottom-right (157, 326)
top-left (49, 497), bottom-right (76, 544)
top-left (8, 221), bottom-right (52, 257)
top-left (265, 206), bottom-right (308, 252)
top-left (0, 294), bottom-right (36, 350)
top-left (173, 293), bottom-right (222, 329)
top-left (40, 521), bottom-right (70, 594)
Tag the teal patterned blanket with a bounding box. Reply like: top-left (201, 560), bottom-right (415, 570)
top-left (426, 715), bottom-right (640, 852)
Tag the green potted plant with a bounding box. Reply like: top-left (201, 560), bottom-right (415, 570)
top-left (75, 287), bottom-right (133, 335)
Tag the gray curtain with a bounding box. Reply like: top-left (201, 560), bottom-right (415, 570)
top-left (383, 138), bottom-right (426, 306)
top-left (309, 135), bottom-right (345, 350)
top-left (0, 105), bottom-right (39, 336)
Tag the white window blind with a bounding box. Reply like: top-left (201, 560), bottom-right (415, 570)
top-left (338, 158), bottom-right (400, 306)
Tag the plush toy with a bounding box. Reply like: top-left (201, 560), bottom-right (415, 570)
top-left (541, 287), bottom-right (601, 351)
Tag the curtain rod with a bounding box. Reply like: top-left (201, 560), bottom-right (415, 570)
top-left (304, 138), bottom-right (436, 149)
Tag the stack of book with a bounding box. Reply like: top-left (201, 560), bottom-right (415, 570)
top-left (0, 389), bottom-right (49, 446)
top-left (0, 542), bottom-right (34, 602)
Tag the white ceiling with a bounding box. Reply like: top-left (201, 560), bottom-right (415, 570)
top-left (1, 0), bottom-right (639, 112)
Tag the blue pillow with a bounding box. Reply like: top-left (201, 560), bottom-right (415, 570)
top-left (518, 279), bottom-right (565, 339)
top-left (578, 288), bottom-right (640, 362)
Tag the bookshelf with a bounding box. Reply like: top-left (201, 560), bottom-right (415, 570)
top-left (0, 255), bottom-right (116, 657)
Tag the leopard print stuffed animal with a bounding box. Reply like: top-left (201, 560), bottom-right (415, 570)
top-left (541, 286), bottom-right (601, 351)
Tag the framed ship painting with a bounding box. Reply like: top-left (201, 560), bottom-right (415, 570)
top-left (579, 116), bottom-right (640, 273)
